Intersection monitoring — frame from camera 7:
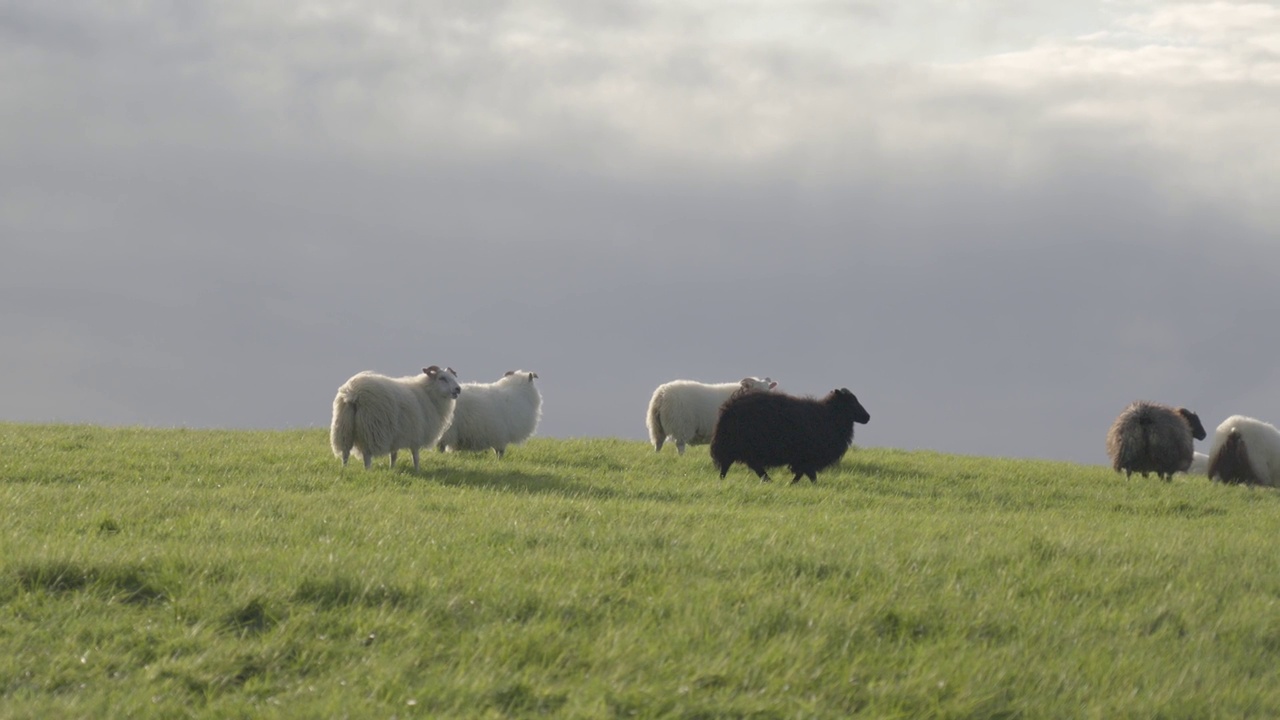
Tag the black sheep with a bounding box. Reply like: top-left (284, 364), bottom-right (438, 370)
top-left (711, 388), bottom-right (870, 484)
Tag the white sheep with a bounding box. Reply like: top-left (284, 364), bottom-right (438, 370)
top-left (330, 365), bottom-right (461, 471)
top-left (1187, 451), bottom-right (1209, 475)
top-left (437, 370), bottom-right (543, 458)
top-left (1206, 415), bottom-right (1280, 487)
top-left (646, 377), bottom-right (777, 455)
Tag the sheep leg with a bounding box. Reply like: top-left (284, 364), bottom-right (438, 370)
top-left (807, 471), bottom-right (818, 484)
top-left (676, 440), bottom-right (687, 455)
top-left (748, 464), bottom-right (770, 482)
top-left (363, 453), bottom-right (372, 470)
top-left (340, 450), bottom-right (350, 466)
top-left (791, 473), bottom-right (803, 484)
top-left (390, 451), bottom-right (398, 468)
top-left (411, 448), bottom-right (420, 472)
top-left (494, 447), bottom-right (505, 459)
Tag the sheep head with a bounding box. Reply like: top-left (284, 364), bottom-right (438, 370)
top-left (1179, 408), bottom-right (1207, 441)
top-left (424, 365), bottom-right (462, 398)
top-left (828, 388), bottom-right (871, 425)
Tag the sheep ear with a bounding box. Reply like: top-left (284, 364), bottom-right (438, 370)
top-left (529, 372), bottom-right (538, 380)
top-left (504, 370), bottom-right (516, 377)
top-left (424, 366), bottom-right (439, 377)
top-left (447, 367), bottom-right (456, 376)
top-left (768, 380), bottom-right (777, 389)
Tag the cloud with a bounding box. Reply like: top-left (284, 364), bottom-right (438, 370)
top-left (0, 1), bottom-right (1275, 464)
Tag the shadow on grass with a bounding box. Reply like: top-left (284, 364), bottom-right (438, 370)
top-left (11, 560), bottom-right (170, 604)
top-left (375, 465), bottom-right (624, 500)
top-left (222, 597), bottom-right (282, 637)
top-left (838, 457), bottom-right (930, 482)
top-left (294, 575), bottom-right (411, 609)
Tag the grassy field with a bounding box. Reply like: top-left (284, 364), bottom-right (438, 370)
top-left (1, 423), bottom-right (1279, 718)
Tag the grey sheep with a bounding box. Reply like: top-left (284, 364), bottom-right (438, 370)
top-left (1105, 401), bottom-right (1208, 481)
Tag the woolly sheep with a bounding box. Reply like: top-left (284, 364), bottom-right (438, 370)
top-left (437, 370), bottom-right (543, 458)
top-left (646, 377), bottom-right (777, 455)
top-left (711, 388), bottom-right (870, 484)
top-left (1105, 401), bottom-right (1207, 481)
top-left (330, 365), bottom-right (461, 471)
top-left (1206, 415), bottom-right (1280, 487)
top-left (1187, 451), bottom-right (1209, 475)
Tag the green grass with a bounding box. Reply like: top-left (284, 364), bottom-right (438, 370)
top-left (2, 423), bottom-right (1279, 718)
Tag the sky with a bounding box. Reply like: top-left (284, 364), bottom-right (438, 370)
top-left (2, 1), bottom-right (1277, 465)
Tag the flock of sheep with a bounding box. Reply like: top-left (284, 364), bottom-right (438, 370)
top-left (330, 367), bottom-right (541, 470)
top-left (329, 369), bottom-right (869, 483)
top-left (1106, 400), bottom-right (1280, 486)
top-left (328, 365), bottom-right (1280, 488)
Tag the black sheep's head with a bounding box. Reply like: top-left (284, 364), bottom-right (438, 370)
top-left (1178, 408), bottom-right (1207, 441)
top-left (830, 388), bottom-right (871, 424)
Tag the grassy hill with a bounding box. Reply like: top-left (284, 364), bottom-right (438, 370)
top-left (2, 423), bottom-right (1278, 718)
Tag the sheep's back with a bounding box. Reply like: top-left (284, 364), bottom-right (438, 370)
top-left (336, 373), bottom-right (434, 451)
top-left (712, 392), bottom-right (850, 469)
top-left (442, 377), bottom-right (542, 449)
top-left (1106, 402), bottom-right (1194, 475)
top-left (654, 381), bottom-right (740, 441)
top-left (1209, 415), bottom-right (1280, 486)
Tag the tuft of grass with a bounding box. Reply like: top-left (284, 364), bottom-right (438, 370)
top-left (293, 575), bottom-right (412, 609)
top-left (222, 598), bottom-right (282, 636)
top-left (13, 560), bottom-right (169, 604)
top-left (2, 422), bottom-right (1280, 716)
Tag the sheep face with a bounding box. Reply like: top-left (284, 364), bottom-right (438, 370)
top-left (742, 377), bottom-right (777, 392)
top-left (1178, 408), bottom-right (1207, 441)
top-left (831, 388), bottom-right (871, 424)
top-left (424, 365), bottom-right (462, 398)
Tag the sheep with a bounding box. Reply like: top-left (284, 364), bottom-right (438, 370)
top-left (330, 365), bottom-right (461, 471)
top-left (1104, 401), bottom-right (1207, 481)
top-left (711, 388), bottom-right (870, 484)
top-left (436, 370), bottom-right (543, 458)
top-left (1206, 415), bottom-right (1280, 487)
top-left (1187, 451), bottom-right (1210, 475)
top-left (646, 377), bottom-right (777, 455)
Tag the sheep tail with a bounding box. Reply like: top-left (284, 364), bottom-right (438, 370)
top-left (647, 390), bottom-right (665, 452)
top-left (331, 391), bottom-right (357, 458)
top-left (1209, 428), bottom-right (1258, 485)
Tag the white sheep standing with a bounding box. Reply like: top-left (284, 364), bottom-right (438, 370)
top-left (1206, 415), bottom-right (1280, 487)
top-left (646, 377), bottom-right (777, 455)
top-left (330, 365), bottom-right (461, 470)
top-left (437, 370), bottom-right (543, 458)
top-left (1187, 451), bottom-right (1209, 475)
